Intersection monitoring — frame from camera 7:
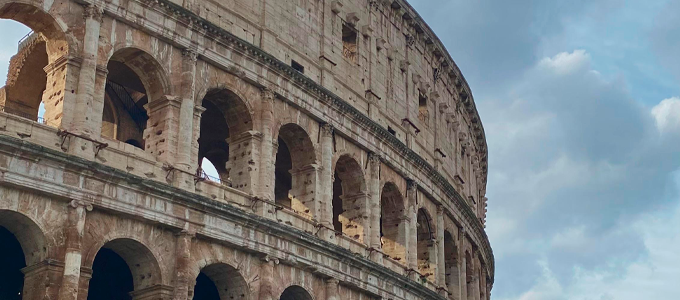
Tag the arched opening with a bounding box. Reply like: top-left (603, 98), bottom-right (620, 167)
top-left (380, 182), bottom-right (406, 262)
top-left (0, 210), bottom-right (47, 300)
top-left (103, 51), bottom-right (154, 149)
top-left (274, 124), bottom-right (316, 217)
top-left (279, 285), bottom-right (313, 300)
top-left (192, 263), bottom-right (249, 300)
top-left (88, 239), bottom-right (162, 300)
top-left (198, 88), bottom-right (252, 187)
top-left (0, 3), bottom-right (69, 128)
top-left (444, 231), bottom-right (460, 298)
top-left (332, 155), bottom-right (368, 242)
top-left (88, 248), bottom-right (133, 300)
top-left (465, 251), bottom-right (474, 300)
top-left (0, 226), bottom-right (26, 300)
top-left (417, 208), bottom-right (436, 280)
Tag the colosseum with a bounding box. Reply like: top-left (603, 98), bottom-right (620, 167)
top-left (0, 0), bottom-right (493, 299)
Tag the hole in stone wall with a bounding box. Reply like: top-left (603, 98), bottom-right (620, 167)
top-left (342, 23), bottom-right (358, 63)
top-left (291, 60), bottom-right (304, 74)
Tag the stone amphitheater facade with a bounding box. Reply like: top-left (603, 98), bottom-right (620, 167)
top-left (0, 0), bottom-right (493, 300)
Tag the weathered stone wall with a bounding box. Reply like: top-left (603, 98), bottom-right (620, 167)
top-left (0, 0), bottom-right (494, 299)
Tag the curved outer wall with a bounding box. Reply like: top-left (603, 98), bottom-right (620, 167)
top-left (0, 0), bottom-right (493, 300)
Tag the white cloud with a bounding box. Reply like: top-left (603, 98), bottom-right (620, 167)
top-left (538, 50), bottom-right (590, 75)
top-left (651, 97), bottom-right (680, 133)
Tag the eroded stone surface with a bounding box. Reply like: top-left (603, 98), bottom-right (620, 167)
top-left (0, 0), bottom-right (493, 299)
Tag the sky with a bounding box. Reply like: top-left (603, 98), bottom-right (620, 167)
top-left (1, 1), bottom-right (679, 298)
top-left (407, 0), bottom-right (680, 299)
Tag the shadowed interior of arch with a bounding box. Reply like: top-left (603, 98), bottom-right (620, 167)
top-left (332, 155), bottom-right (368, 242)
top-left (192, 263), bottom-right (249, 300)
top-left (198, 88), bottom-right (252, 186)
top-left (88, 238), bottom-right (161, 300)
top-left (0, 210), bottom-right (47, 300)
top-left (0, 226), bottom-right (26, 300)
top-left (444, 230), bottom-right (461, 296)
top-left (279, 285), bottom-right (313, 300)
top-left (102, 57), bottom-right (149, 149)
top-left (274, 123), bottom-right (316, 217)
top-left (417, 208), bottom-right (436, 279)
top-left (380, 182), bottom-right (406, 262)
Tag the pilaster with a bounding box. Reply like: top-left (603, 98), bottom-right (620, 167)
top-left (57, 200), bottom-right (92, 300)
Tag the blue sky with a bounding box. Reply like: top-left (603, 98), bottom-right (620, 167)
top-left (1, 1), bottom-right (679, 298)
top-left (408, 0), bottom-right (680, 299)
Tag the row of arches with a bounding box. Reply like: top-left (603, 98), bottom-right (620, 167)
top-left (0, 209), bottom-right (314, 300)
top-left (0, 4), bottom-right (490, 298)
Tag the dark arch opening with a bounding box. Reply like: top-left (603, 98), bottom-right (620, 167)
top-left (444, 231), bottom-right (460, 296)
top-left (417, 208), bottom-right (436, 279)
top-left (332, 155), bottom-right (368, 241)
top-left (380, 182), bottom-right (406, 262)
top-left (87, 238), bottom-right (162, 300)
top-left (0, 226), bottom-right (26, 300)
top-left (103, 58), bottom-right (149, 149)
top-left (193, 272), bottom-right (219, 300)
top-left (192, 263), bottom-right (249, 300)
top-left (280, 285), bottom-right (313, 300)
top-left (198, 99), bottom-right (230, 184)
top-left (88, 248), bottom-right (134, 300)
top-left (274, 123), bottom-right (316, 216)
top-left (198, 88), bottom-right (252, 187)
top-left (275, 137), bottom-right (293, 207)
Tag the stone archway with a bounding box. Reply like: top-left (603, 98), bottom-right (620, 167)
top-left (417, 208), bottom-right (437, 280)
top-left (102, 47), bottom-right (170, 150)
top-left (191, 263), bottom-right (250, 300)
top-left (87, 238), bottom-right (164, 300)
top-left (444, 230), bottom-right (460, 299)
top-left (0, 2), bottom-right (71, 127)
top-left (380, 182), bottom-right (407, 263)
top-left (198, 88), bottom-right (253, 187)
top-left (279, 285), bottom-right (313, 300)
top-left (275, 123), bottom-right (317, 218)
top-left (332, 154), bottom-right (369, 242)
top-left (0, 210), bottom-right (48, 300)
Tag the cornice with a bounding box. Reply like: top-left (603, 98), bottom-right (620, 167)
top-left (119, 0), bottom-right (493, 282)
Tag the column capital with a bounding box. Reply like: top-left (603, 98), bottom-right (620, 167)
top-left (69, 199), bottom-right (93, 211)
top-left (182, 49), bottom-right (198, 62)
top-left (325, 278), bottom-right (340, 285)
top-left (83, 5), bottom-right (104, 22)
top-left (437, 204), bottom-right (444, 214)
top-left (320, 123), bottom-right (334, 136)
top-left (406, 178), bottom-right (417, 192)
top-left (174, 229), bottom-right (196, 238)
top-left (261, 87), bottom-right (276, 102)
top-left (260, 254), bottom-right (280, 265)
top-left (368, 152), bottom-right (381, 165)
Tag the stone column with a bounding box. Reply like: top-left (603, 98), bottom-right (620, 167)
top-left (257, 256), bottom-right (278, 300)
top-left (325, 278), bottom-right (339, 300)
top-left (258, 88), bottom-right (276, 203)
top-left (367, 153), bottom-right (382, 261)
top-left (57, 200), bottom-right (92, 300)
top-left (144, 95), bottom-right (182, 161)
top-left (406, 180), bottom-right (418, 273)
top-left (172, 230), bottom-right (194, 300)
top-left (318, 124), bottom-right (334, 230)
top-left (68, 5), bottom-right (103, 158)
top-left (174, 50), bottom-right (198, 191)
top-left (437, 206), bottom-right (446, 287)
